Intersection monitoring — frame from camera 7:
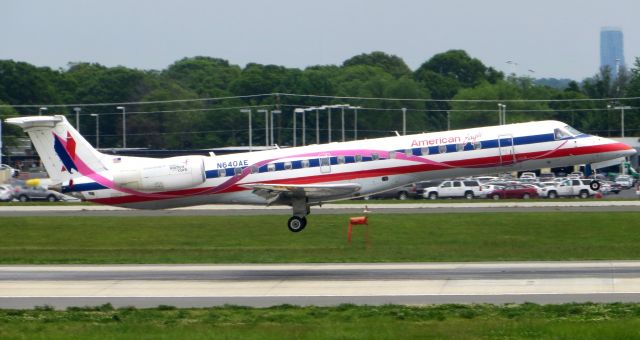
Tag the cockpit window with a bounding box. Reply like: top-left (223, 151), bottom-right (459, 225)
top-left (554, 125), bottom-right (581, 140)
top-left (564, 125), bottom-right (582, 135)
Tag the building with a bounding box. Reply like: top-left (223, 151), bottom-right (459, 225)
top-left (600, 27), bottom-right (625, 78)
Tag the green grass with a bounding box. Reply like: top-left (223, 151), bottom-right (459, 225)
top-left (1, 212), bottom-right (639, 263)
top-left (1, 304), bottom-right (640, 339)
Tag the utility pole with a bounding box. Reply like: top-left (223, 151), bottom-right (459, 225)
top-left (240, 109), bottom-right (252, 151)
top-left (614, 106), bottom-right (632, 137)
top-left (341, 105), bottom-right (345, 142)
top-left (401, 108), bottom-right (407, 135)
top-left (74, 107), bottom-right (81, 132)
top-left (257, 109), bottom-right (269, 146)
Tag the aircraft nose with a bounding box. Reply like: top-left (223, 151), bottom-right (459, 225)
top-left (608, 138), bottom-right (637, 157)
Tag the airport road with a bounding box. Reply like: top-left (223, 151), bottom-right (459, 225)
top-left (0, 200), bottom-right (639, 216)
top-left (2, 261), bottom-right (640, 308)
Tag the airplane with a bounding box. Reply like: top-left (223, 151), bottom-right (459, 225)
top-left (6, 115), bottom-right (636, 232)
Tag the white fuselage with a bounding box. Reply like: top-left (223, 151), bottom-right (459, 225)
top-left (63, 120), bottom-right (635, 209)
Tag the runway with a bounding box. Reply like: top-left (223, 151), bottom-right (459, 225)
top-left (0, 200), bottom-right (639, 216)
top-left (2, 261), bottom-right (640, 309)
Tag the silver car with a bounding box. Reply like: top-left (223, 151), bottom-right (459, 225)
top-left (0, 184), bottom-right (13, 202)
top-left (12, 185), bottom-right (65, 202)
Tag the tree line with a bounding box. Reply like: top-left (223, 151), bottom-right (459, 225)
top-left (1, 50), bottom-right (639, 151)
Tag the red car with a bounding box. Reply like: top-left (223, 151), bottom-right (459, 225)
top-left (488, 184), bottom-right (539, 199)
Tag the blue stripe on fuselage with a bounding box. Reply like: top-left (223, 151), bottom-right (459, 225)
top-left (67, 131), bottom-right (579, 193)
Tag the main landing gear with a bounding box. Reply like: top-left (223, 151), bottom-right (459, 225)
top-left (287, 216), bottom-right (307, 232)
top-left (287, 199), bottom-right (311, 233)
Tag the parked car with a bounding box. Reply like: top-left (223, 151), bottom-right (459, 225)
top-left (519, 172), bottom-right (537, 180)
top-left (479, 184), bottom-right (505, 198)
top-left (473, 176), bottom-right (499, 184)
top-left (568, 171), bottom-right (584, 179)
top-left (415, 180), bottom-right (442, 197)
top-left (11, 185), bottom-right (65, 202)
top-left (539, 173), bottom-right (556, 181)
top-left (488, 184), bottom-right (539, 199)
top-left (552, 179), bottom-right (598, 198)
top-left (615, 175), bottom-right (634, 189)
top-left (0, 184), bottom-right (13, 202)
top-left (529, 182), bottom-right (558, 198)
top-left (424, 179), bottom-right (482, 199)
top-left (365, 183), bottom-right (417, 200)
top-left (0, 164), bottom-right (19, 178)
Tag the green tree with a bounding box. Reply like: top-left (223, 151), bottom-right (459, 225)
top-left (163, 57), bottom-right (241, 97)
top-left (342, 51), bottom-right (412, 78)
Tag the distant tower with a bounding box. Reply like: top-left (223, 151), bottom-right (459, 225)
top-left (600, 27), bottom-right (625, 78)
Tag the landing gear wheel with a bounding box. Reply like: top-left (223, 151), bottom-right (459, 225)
top-left (287, 216), bottom-right (307, 233)
top-left (589, 180), bottom-right (600, 191)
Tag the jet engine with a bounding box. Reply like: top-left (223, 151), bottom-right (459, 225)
top-left (113, 156), bottom-right (206, 192)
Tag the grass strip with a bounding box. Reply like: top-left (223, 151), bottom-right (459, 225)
top-left (1, 303), bottom-right (640, 339)
top-left (0, 212), bottom-right (639, 263)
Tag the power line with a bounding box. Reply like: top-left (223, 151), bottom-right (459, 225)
top-left (275, 92), bottom-right (640, 103)
top-left (0, 93), bottom-right (273, 108)
top-left (4, 92), bottom-right (640, 109)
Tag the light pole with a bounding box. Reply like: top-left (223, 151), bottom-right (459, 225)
top-left (293, 109), bottom-right (305, 147)
top-left (240, 109), bottom-right (252, 151)
top-left (498, 104), bottom-right (507, 125)
top-left (116, 106), bottom-right (126, 148)
top-left (353, 107), bottom-right (359, 140)
top-left (0, 116), bottom-right (3, 166)
top-left (327, 106), bottom-right (332, 143)
top-left (270, 110), bottom-right (281, 146)
top-left (614, 106), bottom-right (632, 137)
top-left (447, 111), bottom-right (450, 131)
top-left (257, 109), bottom-right (269, 146)
top-left (341, 105), bottom-right (346, 141)
top-left (73, 107), bottom-right (81, 132)
top-left (90, 114), bottom-right (100, 148)
top-left (401, 107), bottom-right (407, 135)
top-left (315, 106), bottom-right (325, 144)
top-left (503, 104), bottom-right (507, 125)
top-left (301, 108), bottom-right (306, 146)
top-left (39, 107), bottom-right (47, 116)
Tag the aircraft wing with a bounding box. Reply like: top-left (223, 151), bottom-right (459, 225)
top-left (242, 183), bottom-right (361, 202)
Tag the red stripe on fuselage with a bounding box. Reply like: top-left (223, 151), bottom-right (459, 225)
top-left (89, 142), bottom-right (630, 206)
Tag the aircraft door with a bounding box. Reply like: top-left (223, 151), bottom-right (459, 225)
top-left (320, 155), bottom-right (331, 174)
top-left (498, 135), bottom-right (516, 167)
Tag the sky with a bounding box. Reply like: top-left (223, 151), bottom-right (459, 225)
top-left (3, 0), bottom-right (640, 80)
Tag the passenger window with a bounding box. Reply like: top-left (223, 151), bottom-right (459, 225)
top-left (250, 166), bottom-right (258, 174)
top-left (572, 180), bottom-right (580, 186)
top-left (388, 151), bottom-right (396, 159)
top-left (355, 155), bottom-right (362, 162)
top-left (453, 181), bottom-right (462, 187)
top-left (421, 147), bottom-right (429, 155)
top-left (268, 163), bottom-right (275, 172)
top-left (337, 156), bottom-right (345, 164)
top-left (438, 145), bottom-right (446, 154)
top-left (234, 167), bottom-right (242, 176)
top-left (320, 158), bottom-right (330, 166)
top-left (441, 182), bottom-right (452, 188)
top-left (456, 144), bottom-right (464, 152)
top-left (218, 169), bottom-right (225, 177)
top-left (301, 159), bottom-right (310, 168)
top-left (372, 153), bottom-right (379, 161)
top-left (284, 162), bottom-right (292, 170)
top-left (404, 149), bottom-right (412, 156)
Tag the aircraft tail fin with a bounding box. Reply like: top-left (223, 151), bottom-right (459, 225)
top-left (5, 115), bottom-right (108, 183)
